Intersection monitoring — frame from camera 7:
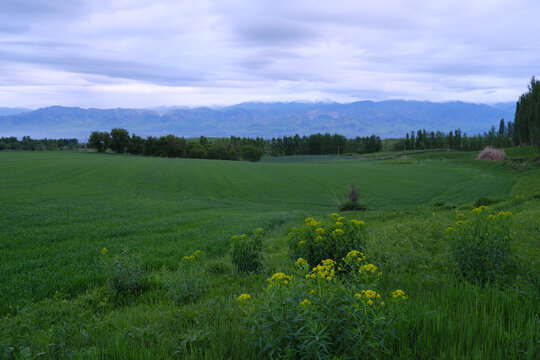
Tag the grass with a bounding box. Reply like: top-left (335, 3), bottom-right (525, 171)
top-left (0, 150), bottom-right (538, 359)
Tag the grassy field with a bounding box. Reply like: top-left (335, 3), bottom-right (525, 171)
top-left (0, 150), bottom-right (538, 359)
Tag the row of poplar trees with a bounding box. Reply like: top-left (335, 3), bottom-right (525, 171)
top-left (514, 77), bottom-right (540, 146)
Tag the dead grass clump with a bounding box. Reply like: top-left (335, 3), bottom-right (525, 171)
top-left (477, 147), bottom-right (506, 161)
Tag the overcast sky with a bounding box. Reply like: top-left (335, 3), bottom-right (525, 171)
top-left (0, 0), bottom-right (538, 108)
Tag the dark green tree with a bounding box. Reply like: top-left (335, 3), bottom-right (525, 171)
top-left (110, 128), bottom-right (130, 153)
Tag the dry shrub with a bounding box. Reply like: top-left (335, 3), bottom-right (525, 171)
top-left (477, 147), bottom-right (506, 161)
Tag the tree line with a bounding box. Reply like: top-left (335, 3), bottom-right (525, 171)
top-left (89, 129), bottom-right (264, 161)
top-left (89, 129), bottom-right (382, 161)
top-left (0, 136), bottom-right (79, 151)
top-left (514, 77), bottom-right (540, 147)
top-left (392, 119), bottom-right (514, 152)
top-left (264, 134), bottom-right (382, 156)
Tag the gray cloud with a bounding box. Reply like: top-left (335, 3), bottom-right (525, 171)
top-left (0, 0), bottom-right (539, 108)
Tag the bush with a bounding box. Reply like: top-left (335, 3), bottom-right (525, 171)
top-left (100, 248), bottom-right (146, 298)
top-left (477, 146), bottom-right (506, 161)
top-left (167, 250), bottom-right (209, 304)
top-left (230, 228), bottom-right (264, 273)
top-left (339, 201), bottom-right (368, 211)
top-left (474, 197), bottom-right (501, 207)
top-left (238, 252), bottom-right (407, 359)
top-left (288, 214), bottom-right (367, 268)
top-left (241, 145), bottom-right (264, 162)
top-left (448, 207), bottom-right (513, 284)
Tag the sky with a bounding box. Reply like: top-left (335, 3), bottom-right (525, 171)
top-left (0, 0), bottom-right (539, 109)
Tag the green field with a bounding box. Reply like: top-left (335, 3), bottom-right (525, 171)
top-left (1, 150), bottom-right (539, 359)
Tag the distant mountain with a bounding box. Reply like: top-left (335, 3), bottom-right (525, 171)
top-left (0, 107), bottom-right (32, 116)
top-left (0, 101), bottom-right (516, 140)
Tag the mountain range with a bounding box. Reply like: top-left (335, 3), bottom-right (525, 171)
top-left (0, 100), bottom-right (516, 140)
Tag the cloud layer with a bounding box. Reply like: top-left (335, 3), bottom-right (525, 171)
top-left (1, 0), bottom-right (539, 108)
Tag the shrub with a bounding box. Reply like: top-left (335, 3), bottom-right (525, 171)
top-left (448, 207), bottom-right (513, 284)
top-left (434, 201), bottom-right (446, 207)
top-left (101, 248), bottom-right (146, 298)
top-left (238, 252), bottom-right (407, 359)
top-left (339, 201), bottom-right (368, 211)
top-left (288, 214), bottom-right (367, 268)
top-left (347, 184), bottom-right (359, 202)
top-left (230, 228), bottom-right (264, 273)
top-left (477, 146), bottom-right (506, 161)
top-left (474, 197), bottom-right (501, 207)
top-left (167, 250), bottom-right (209, 304)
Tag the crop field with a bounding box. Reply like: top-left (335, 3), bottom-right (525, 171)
top-left (0, 150), bottom-right (539, 359)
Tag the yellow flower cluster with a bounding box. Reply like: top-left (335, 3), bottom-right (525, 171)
top-left (344, 250), bottom-right (366, 262)
top-left (101, 248), bottom-right (108, 256)
top-left (354, 290), bottom-right (381, 305)
top-left (332, 229), bottom-right (344, 236)
top-left (456, 213), bottom-right (465, 219)
top-left (295, 258), bottom-right (307, 267)
top-left (268, 272), bottom-right (292, 284)
top-left (359, 264), bottom-right (377, 274)
top-left (231, 234), bottom-right (248, 240)
top-left (237, 293), bottom-right (251, 301)
top-left (299, 299), bottom-right (311, 308)
top-left (298, 240), bottom-right (306, 246)
top-left (472, 205), bottom-right (488, 213)
top-left (446, 227), bottom-right (454, 232)
top-left (315, 228), bottom-right (325, 234)
top-left (306, 259), bottom-right (336, 281)
top-left (498, 211), bottom-right (512, 216)
top-left (305, 218), bottom-right (321, 226)
top-left (183, 250), bottom-right (203, 261)
top-left (391, 289), bottom-right (407, 300)
top-left (337, 217), bottom-right (345, 221)
top-left (335, 222), bottom-right (343, 226)
top-left (315, 236), bottom-right (323, 241)
top-left (455, 220), bottom-right (466, 225)
top-left (330, 213), bottom-right (340, 218)
top-left (350, 219), bottom-right (366, 226)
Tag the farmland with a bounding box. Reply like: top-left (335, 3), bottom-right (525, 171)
top-left (0, 150), bottom-right (539, 359)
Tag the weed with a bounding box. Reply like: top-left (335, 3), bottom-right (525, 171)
top-left (230, 228), bottom-right (264, 273)
top-left (167, 250), bottom-right (209, 305)
top-left (101, 248), bottom-right (146, 299)
top-left (288, 214), bottom-right (367, 268)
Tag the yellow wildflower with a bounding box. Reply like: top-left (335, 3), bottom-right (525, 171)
top-left (472, 205), bottom-right (488, 213)
top-left (456, 213), bottom-right (465, 219)
top-left (193, 250), bottom-right (202, 256)
top-left (295, 258), bottom-right (307, 267)
top-left (315, 227), bottom-right (325, 234)
top-left (330, 213), bottom-right (340, 218)
top-left (455, 220), bottom-right (465, 225)
top-left (359, 264), bottom-right (377, 274)
top-left (367, 299), bottom-right (374, 305)
top-left (333, 229), bottom-right (344, 236)
top-left (101, 248), bottom-right (108, 255)
top-left (315, 235), bottom-right (323, 241)
top-left (446, 227), bottom-right (454, 232)
top-left (298, 240), bottom-right (306, 246)
top-left (392, 289), bottom-right (407, 300)
top-left (335, 222), bottom-right (343, 226)
top-left (309, 220), bottom-right (320, 226)
top-left (237, 294), bottom-right (250, 301)
top-left (305, 218), bottom-right (314, 223)
top-left (268, 272), bottom-right (292, 284)
top-left (299, 299), bottom-right (311, 308)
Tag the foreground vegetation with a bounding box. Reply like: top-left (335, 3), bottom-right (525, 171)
top-left (0, 149), bottom-right (538, 359)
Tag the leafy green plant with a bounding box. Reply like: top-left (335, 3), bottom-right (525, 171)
top-left (288, 214), bottom-right (367, 267)
top-left (230, 228), bottom-right (264, 273)
top-left (339, 201), bottom-right (368, 211)
top-left (238, 252), bottom-right (407, 359)
top-left (474, 197), bottom-right (501, 207)
top-left (167, 250), bottom-right (209, 305)
top-left (448, 206), bottom-right (513, 284)
top-left (100, 248), bottom-right (146, 298)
